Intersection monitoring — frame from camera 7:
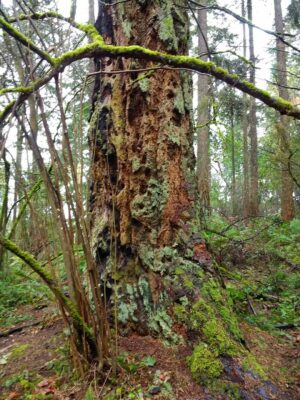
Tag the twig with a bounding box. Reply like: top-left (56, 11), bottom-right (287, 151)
top-left (247, 297), bottom-right (257, 315)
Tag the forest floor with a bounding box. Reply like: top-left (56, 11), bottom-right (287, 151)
top-left (0, 285), bottom-right (299, 399)
top-left (0, 220), bottom-right (300, 399)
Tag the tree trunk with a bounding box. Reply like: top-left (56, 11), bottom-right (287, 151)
top-left (247, 0), bottom-right (259, 216)
top-left (0, 153), bottom-right (10, 269)
top-left (197, 0), bottom-right (211, 213)
top-left (12, 127), bottom-right (23, 223)
top-left (89, 0), bottom-right (270, 389)
top-left (274, 0), bottom-right (295, 221)
top-left (230, 101), bottom-right (237, 216)
top-left (242, 0), bottom-right (250, 218)
top-left (90, 0), bottom-right (197, 333)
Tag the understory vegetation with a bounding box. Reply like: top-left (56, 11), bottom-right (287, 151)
top-left (0, 217), bottom-right (299, 399)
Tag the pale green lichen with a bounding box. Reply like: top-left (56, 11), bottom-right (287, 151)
top-left (158, 2), bottom-right (178, 51)
top-left (138, 77), bottom-right (150, 93)
top-left (131, 178), bottom-right (169, 225)
top-left (0, 86), bottom-right (34, 95)
top-left (174, 89), bottom-right (185, 114)
top-left (122, 20), bottom-right (132, 39)
top-left (132, 158), bottom-right (141, 172)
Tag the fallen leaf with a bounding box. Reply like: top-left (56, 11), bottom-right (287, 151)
top-left (37, 379), bottom-right (51, 388)
top-left (7, 393), bottom-right (19, 400)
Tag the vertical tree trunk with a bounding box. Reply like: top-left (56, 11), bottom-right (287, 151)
top-left (70, 0), bottom-right (77, 20)
top-left (230, 101), bottom-right (237, 216)
top-left (90, 0), bottom-right (197, 334)
top-left (12, 128), bottom-right (23, 223)
top-left (242, 0), bottom-right (250, 218)
top-left (274, 0), bottom-right (295, 221)
top-left (0, 154), bottom-right (10, 270)
top-left (197, 0), bottom-right (211, 213)
top-left (247, 0), bottom-right (259, 216)
top-left (89, 0), bottom-right (95, 24)
top-left (89, 0), bottom-right (265, 387)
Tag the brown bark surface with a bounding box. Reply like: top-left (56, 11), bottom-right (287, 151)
top-left (90, 0), bottom-right (196, 331)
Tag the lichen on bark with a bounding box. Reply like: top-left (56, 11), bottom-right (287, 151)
top-left (88, 0), bottom-right (265, 390)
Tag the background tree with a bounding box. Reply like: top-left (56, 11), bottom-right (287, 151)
top-left (197, 0), bottom-right (211, 214)
top-left (247, 0), bottom-right (259, 217)
top-left (274, 0), bottom-right (295, 221)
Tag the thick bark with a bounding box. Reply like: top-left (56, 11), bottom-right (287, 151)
top-left (247, 0), bottom-right (259, 217)
top-left (90, 0), bottom-right (198, 334)
top-left (274, 0), bottom-right (295, 221)
top-left (197, 1), bottom-right (211, 212)
top-left (89, 0), bottom-right (265, 389)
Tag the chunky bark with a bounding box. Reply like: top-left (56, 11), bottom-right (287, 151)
top-left (90, 0), bottom-right (198, 334)
top-left (88, 1), bottom-right (272, 393)
top-left (274, 0), bottom-right (295, 221)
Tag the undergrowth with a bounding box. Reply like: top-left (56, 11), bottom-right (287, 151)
top-left (206, 214), bottom-right (300, 332)
top-left (0, 257), bottom-right (50, 328)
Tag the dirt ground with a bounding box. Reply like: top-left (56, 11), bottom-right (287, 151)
top-left (0, 305), bottom-right (299, 399)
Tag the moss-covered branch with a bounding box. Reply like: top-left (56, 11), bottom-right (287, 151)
top-left (0, 234), bottom-right (95, 346)
top-left (1, 21), bottom-right (300, 123)
top-left (7, 11), bottom-right (98, 38)
top-left (0, 86), bottom-right (34, 96)
top-left (0, 17), bottom-right (54, 65)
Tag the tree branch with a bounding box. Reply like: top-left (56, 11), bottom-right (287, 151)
top-left (0, 234), bottom-right (95, 349)
top-left (0, 17), bottom-right (54, 64)
top-left (189, 0), bottom-right (300, 55)
top-left (1, 22), bottom-right (300, 127)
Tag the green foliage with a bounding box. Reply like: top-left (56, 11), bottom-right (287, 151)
top-left (209, 217), bottom-right (300, 331)
top-left (188, 343), bottom-right (223, 383)
top-left (84, 386), bottom-right (96, 400)
top-left (0, 259), bottom-right (49, 328)
top-left (141, 355), bottom-right (157, 367)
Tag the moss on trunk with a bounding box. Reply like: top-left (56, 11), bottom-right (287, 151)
top-left (89, 0), bottom-right (266, 392)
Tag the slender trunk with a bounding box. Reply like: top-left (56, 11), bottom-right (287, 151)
top-left (247, 0), bottom-right (259, 216)
top-left (197, 0), bottom-right (210, 213)
top-left (0, 154), bottom-right (10, 269)
top-left (89, 0), bottom-right (95, 24)
top-left (12, 128), bottom-right (23, 222)
top-left (70, 0), bottom-right (77, 20)
top-left (242, 0), bottom-right (250, 217)
top-left (230, 102), bottom-right (237, 216)
top-left (274, 0), bottom-right (295, 221)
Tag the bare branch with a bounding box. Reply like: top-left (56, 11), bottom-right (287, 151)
top-left (189, 0), bottom-right (300, 55)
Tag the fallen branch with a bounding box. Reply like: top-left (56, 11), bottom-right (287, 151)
top-left (0, 320), bottom-right (41, 338)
